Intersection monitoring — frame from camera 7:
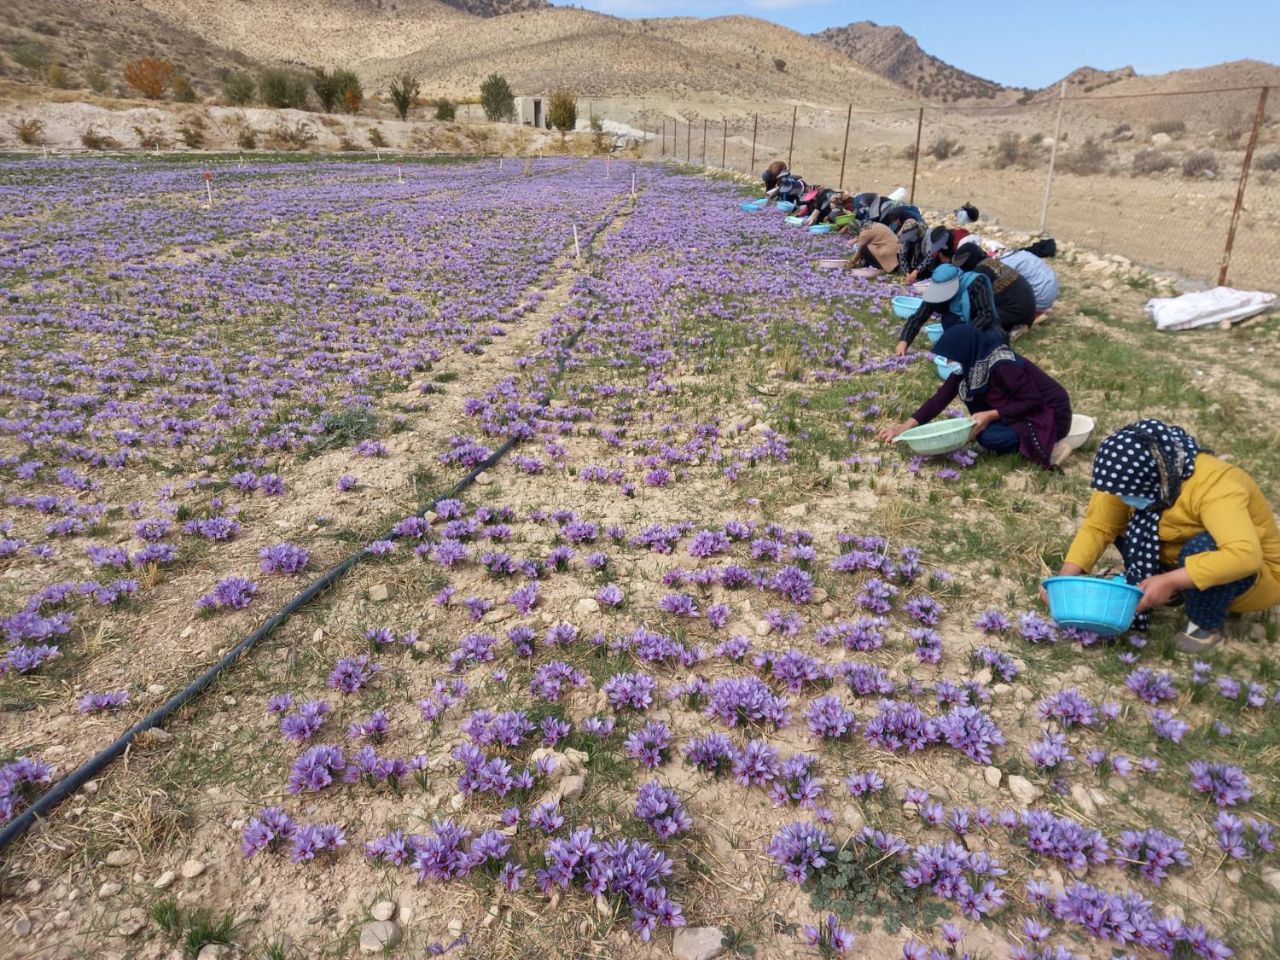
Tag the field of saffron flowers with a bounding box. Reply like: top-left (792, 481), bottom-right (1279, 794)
top-left (1, 154), bottom-right (1278, 960)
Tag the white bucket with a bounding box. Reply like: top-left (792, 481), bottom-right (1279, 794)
top-left (888, 187), bottom-right (908, 202)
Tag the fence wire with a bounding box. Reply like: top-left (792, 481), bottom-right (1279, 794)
top-left (619, 87), bottom-right (1278, 293)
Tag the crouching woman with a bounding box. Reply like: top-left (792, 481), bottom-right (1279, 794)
top-left (1050, 420), bottom-right (1280, 651)
top-left (878, 326), bottom-right (1073, 470)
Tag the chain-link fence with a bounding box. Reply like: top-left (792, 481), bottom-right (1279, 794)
top-left (599, 87), bottom-right (1278, 293)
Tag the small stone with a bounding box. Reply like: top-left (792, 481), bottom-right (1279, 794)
top-left (180, 859), bottom-right (206, 879)
top-left (14, 918), bottom-right (32, 937)
top-left (153, 870), bottom-right (176, 890)
top-left (754, 619), bottom-right (770, 637)
top-left (370, 901), bottom-right (396, 922)
top-left (197, 946), bottom-right (230, 960)
top-left (983, 766), bottom-right (1002, 788)
top-left (105, 849), bottom-right (137, 867)
top-left (447, 917), bottom-right (464, 937)
top-left (783, 504), bottom-right (807, 518)
top-left (1007, 775), bottom-right (1043, 805)
top-left (481, 607), bottom-right (510, 624)
top-left (449, 793), bottom-right (466, 812)
top-left (22, 879), bottom-right (42, 896)
top-left (559, 774), bottom-right (585, 801)
top-left (575, 598), bottom-right (600, 615)
top-left (1263, 869), bottom-right (1280, 896)
top-left (672, 925), bottom-right (726, 960)
top-left (820, 602), bottom-right (837, 620)
top-left (117, 909), bottom-right (146, 937)
top-left (1070, 784), bottom-right (1097, 817)
top-left (99, 881), bottom-right (123, 898)
top-left (360, 920), bottom-right (402, 953)
top-left (82, 780), bottom-right (99, 795)
top-left (841, 804), bottom-right (864, 832)
top-left (368, 583), bottom-right (391, 603)
top-left (473, 470), bottom-right (494, 485)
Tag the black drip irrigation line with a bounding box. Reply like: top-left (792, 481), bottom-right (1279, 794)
top-left (0, 189), bottom-right (635, 854)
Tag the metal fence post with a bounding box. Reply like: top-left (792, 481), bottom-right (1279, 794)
top-left (702, 118), bottom-right (707, 166)
top-left (1039, 82), bottom-right (1066, 234)
top-left (1219, 86), bottom-right (1269, 286)
top-left (661, 118), bottom-right (666, 157)
top-left (838, 103), bottom-right (852, 191)
top-left (750, 114), bottom-right (757, 171)
top-left (722, 120), bottom-right (727, 169)
top-left (909, 107), bottom-right (923, 202)
top-left (686, 119), bottom-right (691, 163)
top-left (786, 105), bottom-right (797, 169)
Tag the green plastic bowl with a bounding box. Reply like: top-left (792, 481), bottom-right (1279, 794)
top-left (892, 418), bottom-right (974, 456)
top-left (785, 215), bottom-right (806, 226)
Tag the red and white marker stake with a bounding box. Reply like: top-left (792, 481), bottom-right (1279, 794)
top-left (202, 170), bottom-right (213, 207)
top-left (397, 162), bottom-right (403, 183)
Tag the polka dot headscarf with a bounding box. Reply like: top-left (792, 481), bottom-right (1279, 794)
top-left (1090, 419), bottom-right (1204, 628)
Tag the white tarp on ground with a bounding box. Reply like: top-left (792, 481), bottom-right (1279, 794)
top-left (1145, 287), bottom-right (1277, 332)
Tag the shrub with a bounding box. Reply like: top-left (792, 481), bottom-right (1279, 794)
top-left (773, 57), bottom-right (786, 72)
top-left (80, 126), bottom-right (119, 150)
top-left (222, 72), bottom-right (254, 106)
top-left (434, 99), bottom-right (456, 122)
top-left (267, 119), bottom-right (317, 151)
top-left (1255, 151), bottom-right (1280, 172)
top-left (337, 134), bottom-right (362, 152)
top-left (173, 76), bottom-right (197, 103)
top-left (332, 69), bottom-right (362, 114)
top-left (9, 41), bottom-right (48, 74)
top-left (368, 126), bottom-right (388, 148)
top-left (1132, 148), bottom-right (1176, 175)
top-left (9, 117), bottom-right (45, 145)
top-left (899, 143), bottom-right (917, 161)
top-left (928, 135), bottom-right (958, 160)
top-left (133, 123), bottom-right (169, 150)
top-left (992, 132), bottom-right (1022, 169)
top-left (177, 115), bottom-right (206, 148)
top-left (1060, 136), bottom-right (1108, 175)
top-left (86, 67), bottom-right (109, 95)
top-left (237, 127), bottom-right (258, 150)
top-left (123, 57), bottom-right (174, 99)
top-left (547, 89), bottom-right (577, 137)
top-left (388, 73), bottom-right (420, 121)
top-left (480, 73), bottom-right (514, 122)
top-left (1182, 150), bottom-right (1219, 178)
top-left (260, 68), bottom-right (310, 110)
top-left (45, 63), bottom-right (70, 89)
top-left (1149, 119), bottom-right (1186, 137)
top-left (590, 113), bottom-right (606, 153)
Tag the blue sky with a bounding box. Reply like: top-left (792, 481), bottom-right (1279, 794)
top-left (557, 1), bottom-right (1279, 88)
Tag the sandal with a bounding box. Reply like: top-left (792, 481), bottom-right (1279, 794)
top-left (1173, 624), bottom-right (1223, 654)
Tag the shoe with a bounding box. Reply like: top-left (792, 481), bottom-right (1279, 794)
top-left (1173, 624), bottom-right (1223, 654)
top-left (1010, 326), bottom-right (1029, 341)
top-left (1050, 440), bottom-right (1072, 466)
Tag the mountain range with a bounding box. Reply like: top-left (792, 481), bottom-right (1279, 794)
top-left (3, 2), bottom-right (1275, 116)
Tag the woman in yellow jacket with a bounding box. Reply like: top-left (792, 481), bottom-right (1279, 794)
top-left (1051, 419), bottom-right (1280, 652)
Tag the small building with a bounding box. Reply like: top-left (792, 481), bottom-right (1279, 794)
top-left (513, 96), bottom-right (547, 129)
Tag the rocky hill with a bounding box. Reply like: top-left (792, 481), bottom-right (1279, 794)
top-left (815, 20), bottom-right (1008, 103)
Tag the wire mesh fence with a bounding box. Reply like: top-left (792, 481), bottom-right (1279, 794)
top-left (614, 86), bottom-right (1278, 293)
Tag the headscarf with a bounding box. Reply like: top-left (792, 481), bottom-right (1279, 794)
top-left (1090, 419), bottom-right (1205, 627)
top-left (933, 324), bottom-right (1018, 402)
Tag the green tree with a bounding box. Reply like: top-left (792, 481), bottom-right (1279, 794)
top-left (260, 68), bottom-right (310, 109)
top-left (547, 89), bottom-right (577, 139)
top-left (434, 99), bottom-right (456, 122)
top-left (312, 68), bottom-right (339, 111)
top-left (388, 73), bottom-right (420, 121)
top-left (222, 72), bottom-right (255, 106)
top-left (479, 73), bottom-right (514, 121)
top-left (332, 68), bottom-right (362, 114)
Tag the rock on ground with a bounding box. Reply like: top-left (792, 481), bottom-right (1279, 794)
top-left (359, 920), bottom-right (402, 953)
top-left (672, 926), bottom-right (726, 960)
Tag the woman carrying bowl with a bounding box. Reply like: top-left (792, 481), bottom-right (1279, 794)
top-left (878, 325), bottom-right (1073, 470)
top-left (1048, 420), bottom-right (1280, 652)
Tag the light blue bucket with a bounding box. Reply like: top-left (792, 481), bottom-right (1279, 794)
top-left (776, 201), bottom-right (796, 213)
top-left (1043, 575), bottom-right (1142, 636)
top-left (924, 322), bottom-right (944, 344)
top-left (892, 295), bottom-right (923, 319)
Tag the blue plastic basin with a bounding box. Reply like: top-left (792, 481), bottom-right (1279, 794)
top-left (924, 321), bottom-right (944, 344)
top-left (810, 223), bottom-right (834, 234)
top-left (739, 199), bottom-right (768, 211)
top-left (933, 356), bottom-right (954, 380)
top-left (1043, 575), bottom-right (1142, 636)
top-left (776, 201), bottom-right (796, 213)
top-left (892, 295), bottom-right (923, 319)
